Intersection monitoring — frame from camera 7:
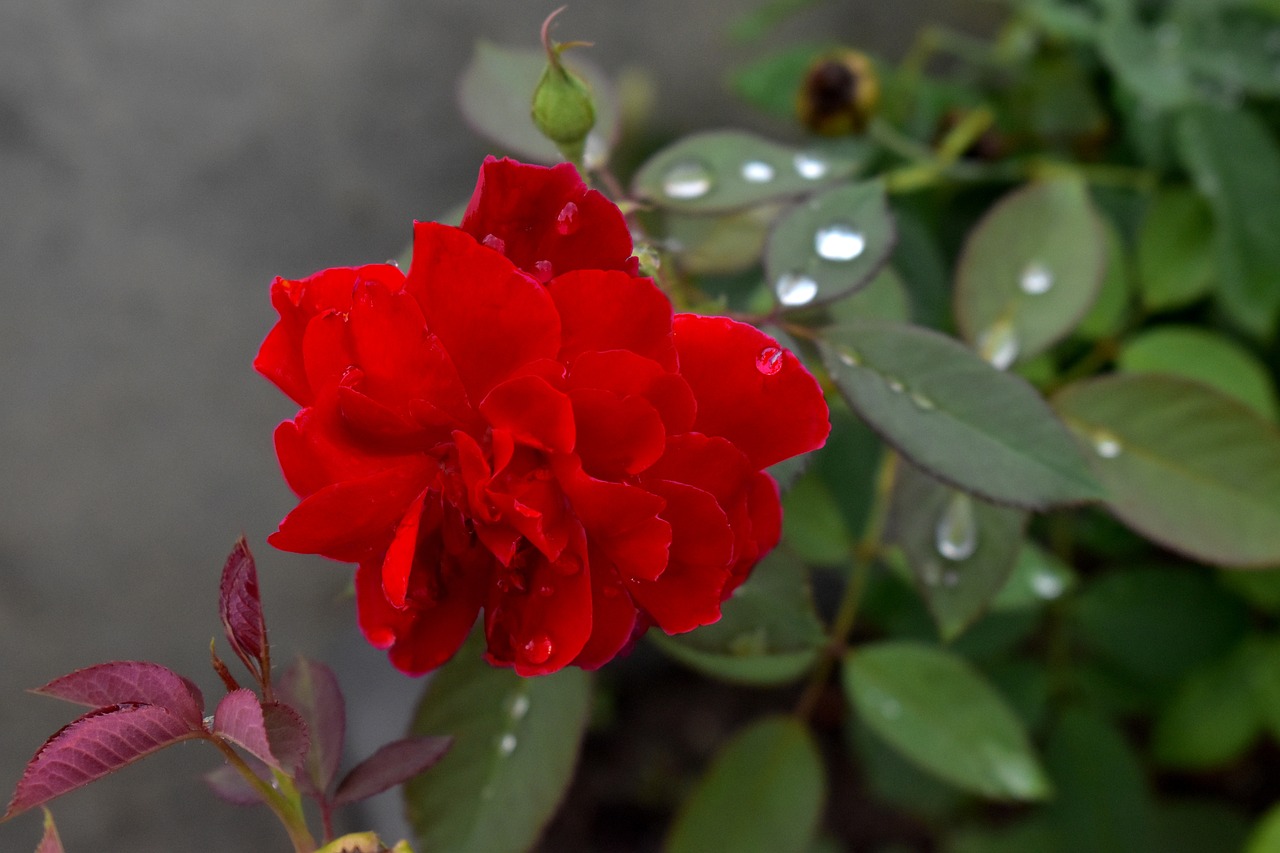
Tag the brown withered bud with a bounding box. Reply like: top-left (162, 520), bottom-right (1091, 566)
top-left (797, 50), bottom-right (879, 136)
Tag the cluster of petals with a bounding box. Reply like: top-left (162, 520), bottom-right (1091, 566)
top-left (255, 157), bottom-right (830, 676)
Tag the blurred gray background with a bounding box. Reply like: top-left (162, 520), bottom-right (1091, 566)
top-left (0, 1), bottom-right (997, 849)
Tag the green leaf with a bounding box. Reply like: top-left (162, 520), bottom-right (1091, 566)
top-left (1075, 220), bottom-right (1132, 339)
top-left (847, 718), bottom-right (965, 821)
top-left (1044, 708), bottom-right (1157, 853)
top-left (1220, 568), bottom-right (1280, 613)
top-left (1136, 187), bottom-right (1216, 311)
top-left (782, 470), bottom-right (854, 565)
top-left (822, 266), bottom-right (912, 325)
top-left (990, 542), bottom-right (1077, 611)
top-left (946, 816), bottom-right (1059, 853)
top-left (650, 551), bottom-right (826, 685)
top-left (631, 130), bottom-right (868, 214)
top-left (1053, 373), bottom-right (1280, 565)
top-left (1177, 105), bottom-right (1280, 336)
top-left (955, 178), bottom-right (1109, 368)
top-left (457, 41), bottom-right (617, 166)
top-left (1070, 566), bottom-right (1249, 690)
top-left (764, 180), bottom-right (896, 309)
top-left (1117, 326), bottom-right (1279, 420)
top-left (1098, 16), bottom-right (1195, 110)
top-left (820, 320), bottom-right (1102, 509)
top-left (660, 204), bottom-right (781, 275)
top-left (405, 632), bottom-right (591, 853)
top-left (1248, 802), bottom-right (1280, 853)
top-left (842, 641), bottom-right (1051, 800)
top-left (886, 462), bottom-right (1028, 640)
top-left (1152, 640), bottom-right (1264, 769)
top-left (1156, 799), bottom-right (1251, 853)
top-left (666, 716), bottom-right (825, 853)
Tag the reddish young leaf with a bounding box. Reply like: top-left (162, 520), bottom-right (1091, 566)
top-left (220, 538), bottom-right (271, 691)
top-left (204, 762), bottom-right (269, 807)
top-left (210, 641), bottom-right (242, 694)
top-left (262, 701), bottom-right (310, 776)
top-left (35, 809), bottom-right (64, 853)
top-left (213, 689), bottom-right (287, 772)
top-left (34, 661), bottom-right (205, 729)
top-left (277, 657), bottom-right (346, 797)
top-left (4, 704), bottom-right (205, 820)
top-left (331, 736), bottom-right (452, 808)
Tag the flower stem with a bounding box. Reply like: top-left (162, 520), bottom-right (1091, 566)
top-left (210, 737), bottom-right (317, 853)
top-left (795, 451), bottom-right (898, 721)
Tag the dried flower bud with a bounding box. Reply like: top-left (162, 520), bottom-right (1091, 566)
top-left (797, 50), bottom-right (879, 136)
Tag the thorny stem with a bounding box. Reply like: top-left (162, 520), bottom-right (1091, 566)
top-left (210, 736), bottom-right (316, 853)
top-left (795, 452), bottom-right (899, 721)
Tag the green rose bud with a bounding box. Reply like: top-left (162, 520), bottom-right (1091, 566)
top-left (531, 7), bottom-right (596, 166)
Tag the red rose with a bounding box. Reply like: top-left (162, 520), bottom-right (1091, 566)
top-left (256, 157), bottom-right (830, 676)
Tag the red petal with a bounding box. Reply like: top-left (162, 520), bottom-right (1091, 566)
top-left (269, 459), bottom-right (433, 561)
top-left (560, 461), bottom-right (671, 582)
top-left (725, 471), bottom-right (782, 595)
top-left (381, 490), bottom-right (427, 607)
top-left (673, 314), bottom-right (831, 469)
top-left (480, 374), bottom-right (576, 454)
top-left (273, 396), bottom-right (418, 498)
top-left (567, 349), bottom-right (696, 435)
top-left (405, 222), bottom-right (560, 401)
top-left (460, 157), bottom-right (635, 279)
top-left (549, 270), bottom-right (677, 370)
top-left (571, 547), bottom-right (641, 670)
top-left (570, 389), bottom-right (667, 479)
top-left (644, 432), bottom-right (753, 507)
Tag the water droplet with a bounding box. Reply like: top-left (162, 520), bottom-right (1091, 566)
top-left (978, 320), bottom-right (1019, 370)
top-left (499, 733), bottom-right (517, 755)
top-left (879, 697), bottom-right (902, 719)
top-left (935, 493), bottom-right (978, 561)
top-left (482, 233), bottom-right (506, 254)
top-left (741, 160), bottom-right (775, 183)
top-left (523, 634), bottom-right (554, 664)
top-left (510, 694), bottom-right (530, 720)
top-left (554, 553), bottom-right (582, 575)
top-left (583, 132), bottom-right (607, 171)
top-left (910, 392), bottom-right (936, 411)
top-left (755, 346), bottom-right (784, 375)
top-left (837, 347), bottom-right (861, 367)
top-left (775, 272), bottom-right (819, 307)
top-left (556, 202), bottom-right (580, 236)
top-left (814, 224), bottom-right (866, 262)
top-left (536, 583), bottom-right (554, 597)
top-left (1093, 430), bottom-right (1122, 459)
top-left (885, 377), bottom-right (905, 394)
top-left (662, 160), bottom-right (713, 200)
top-left (533, 260), bottom-right (555, 283)
top-left (1019, 262), bottom-right (1053, 295)
top-left (942, 570), bottom-right (960, 588)
top-left (793, 152), bottom-right (829, 180)
top-left (1031, 572), bottom-right (1065, 600)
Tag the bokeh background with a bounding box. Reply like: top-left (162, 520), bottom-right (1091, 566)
top-left (0, 1), bottom-right (998, 849)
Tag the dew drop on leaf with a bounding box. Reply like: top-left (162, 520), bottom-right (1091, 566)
top-left (741, 160), bottom-right (775, 183)
top-left (755, 346), bottom-right (784, 375)
top-left (793, 152), bottom-right (829, 180)
top-left (935, 493), bottom-right (978, 562)
top-left (837, 347), bottom-right (861, 367)
top-left (885, 377), bottom-right (905, 394)
top-left (1031, 571), bottom-right (1065, 600)
top-left (910, 391), bottom-right (936, 411)
top-left (662, 160), bottom-right (714, 199)
top-left (814, 223), bottom-right (866, 261)
top-left (978, 319), bottom-right (1020, 370)
top-left (775, 272), bottom-right (819, 307)
top-left (510, 694), bottom-right (530, 720)
top-left (1018, 262), bottom-right (1054, 295)
top-left (556, 202), bottom-right (580, 235)
top-left (499, 733), bottom-right (517, 755)
top-left (1093, 430), bottom-right (1123, 459)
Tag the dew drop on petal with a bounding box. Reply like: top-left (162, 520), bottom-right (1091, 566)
top-left (793, 152), bottom-right (829, 180)
top-left (499, 733), bottom-right (517, 755)
top-left (523, 634), bottom-right (554, 665)
top-left (935, 493), bottom-right (978, 562)
top-left (536, 583), bottom-right (555, 597)
top-left (483, 233), bottom-right (506, 254)
top-left (741, 160), bottom-right (775, 183)
top-left (755, 346), bottom-right (784, 375)
top-left (533, 260), bottom-right (555, 283)
top-left (978, 319), bottom-right (1019, 370)
top-left (1093, 430), bottom-right (1122, 459)
top-left (1019, 262), bottom-right (1053, 295)
top-left (662, 160), bottom-right (714, 199)
top-left (775, 272), bottom-right (819, 307)
top-left (556, 202), bottom-right (580, 236)
top-left (814, 224), bottom-right (866, 261)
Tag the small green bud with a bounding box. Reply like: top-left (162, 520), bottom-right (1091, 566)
top-left (531, 6), bottom-right (596, 165)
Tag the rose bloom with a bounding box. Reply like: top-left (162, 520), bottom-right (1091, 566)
top-left (256, 157), bottom-right (830, 676)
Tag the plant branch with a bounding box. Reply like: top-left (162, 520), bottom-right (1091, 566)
top-left (210, 737), bottom-right (316, 853)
